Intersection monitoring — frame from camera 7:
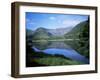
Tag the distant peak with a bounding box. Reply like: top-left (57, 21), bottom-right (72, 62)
top-left (36, 27), bottom-right (47, 30)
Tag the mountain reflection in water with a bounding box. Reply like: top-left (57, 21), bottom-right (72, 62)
top-left (32, 41), bottom-right (89, 64)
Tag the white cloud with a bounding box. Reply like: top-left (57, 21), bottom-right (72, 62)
top-left (49, 16), bottom-right (56, 20)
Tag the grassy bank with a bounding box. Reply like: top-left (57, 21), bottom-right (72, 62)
top-left (33, 56), bottom-right (83, 66)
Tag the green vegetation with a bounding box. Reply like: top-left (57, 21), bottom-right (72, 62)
top-left (64, 21), bottom-right (88, 39)
top-left (32, 27), bottom-right (52, 40)
top-left (31, 49), bottom-right (83, 66)
top-left (64, 20), bottom-right (89, 58)
top-left (33, 56), bottom-right (83, 66)
top-left (26, 44), bottom-right (83, 67)
top-left (64, 40), bottom-right (89, 58)
top-left (31, 20), bottom-right (89, 58)
top-left (78, 20), bottom-right (89, 58)
top-left (26, 20), bottom-right (89, 67)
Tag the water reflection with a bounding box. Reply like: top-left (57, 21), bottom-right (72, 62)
top-left (32, 41), bottom-right (89, 64)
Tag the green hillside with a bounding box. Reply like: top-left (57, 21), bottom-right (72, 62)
top-left (64, 21), bottom-right (88, 39)
top-left (26, 29), bottom-right (34, 41)
top-left (64, 20), bottom-right (89, 58)
top-left (32, 27), bottom-right (52, 40)
top-left (26, 29), bottom-right (34, 36)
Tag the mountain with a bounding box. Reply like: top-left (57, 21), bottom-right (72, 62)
top-left (47, 27), bottom-right (73, 36)
top-left (64, 21), bottom-right (88, 39)
top-left (31, 27), bottom-right (73, 40)
top-left (26, 29), bottom-right (34, 41)
top-left (26, 29), bottom-right (34, 36)
top-left (26, 20), bottom-right (88, 40)
top-left (32, 27), bottom-right (52, 39)
top-left (64, 20), bottom-right (89, 58)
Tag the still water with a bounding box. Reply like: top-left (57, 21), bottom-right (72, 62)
top-left (32, 41), bottom-right (89, 64)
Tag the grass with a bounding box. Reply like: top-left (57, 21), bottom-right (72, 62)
top-left (32, 55), bottom-right (83, 66)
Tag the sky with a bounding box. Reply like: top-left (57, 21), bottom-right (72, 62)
top-left (26, 12), bottom-right (89, 31)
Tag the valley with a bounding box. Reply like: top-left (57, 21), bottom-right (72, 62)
top-left (26, 20), bottom-right (89, 67)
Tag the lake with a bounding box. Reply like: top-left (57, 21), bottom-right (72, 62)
top-left (32, 41), bottom-right (89, 64)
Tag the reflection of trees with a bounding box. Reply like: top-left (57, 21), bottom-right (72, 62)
top-left (64, 41), bottom-right (80, 50)
top-left (64, 19), bottom-right (89, 59)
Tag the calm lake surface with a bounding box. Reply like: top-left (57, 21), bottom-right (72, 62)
top-left (32, 41), bottom-right (89, 64)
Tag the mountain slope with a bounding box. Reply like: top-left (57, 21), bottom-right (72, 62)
top-left (64, 20), bottom-right (89, 58)
top-left (26, 29), bottom-right (34, 41)
top-left (64, 21), bottom-right (88, 39)
top-left (26, 29), bottom-right (34, 36)
top-left (32, 27), bottom-right (52, 40)
top-left (47, 27), bottom-right (73, 36)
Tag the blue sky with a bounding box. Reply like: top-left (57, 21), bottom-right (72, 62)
top-left (26, 12), bottom-right (88, 30)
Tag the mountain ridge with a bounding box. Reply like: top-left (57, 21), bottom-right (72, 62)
top-left (64, 20), bottom-right (88, 39)
top-left (27, 26), bottom-right (73, 37)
